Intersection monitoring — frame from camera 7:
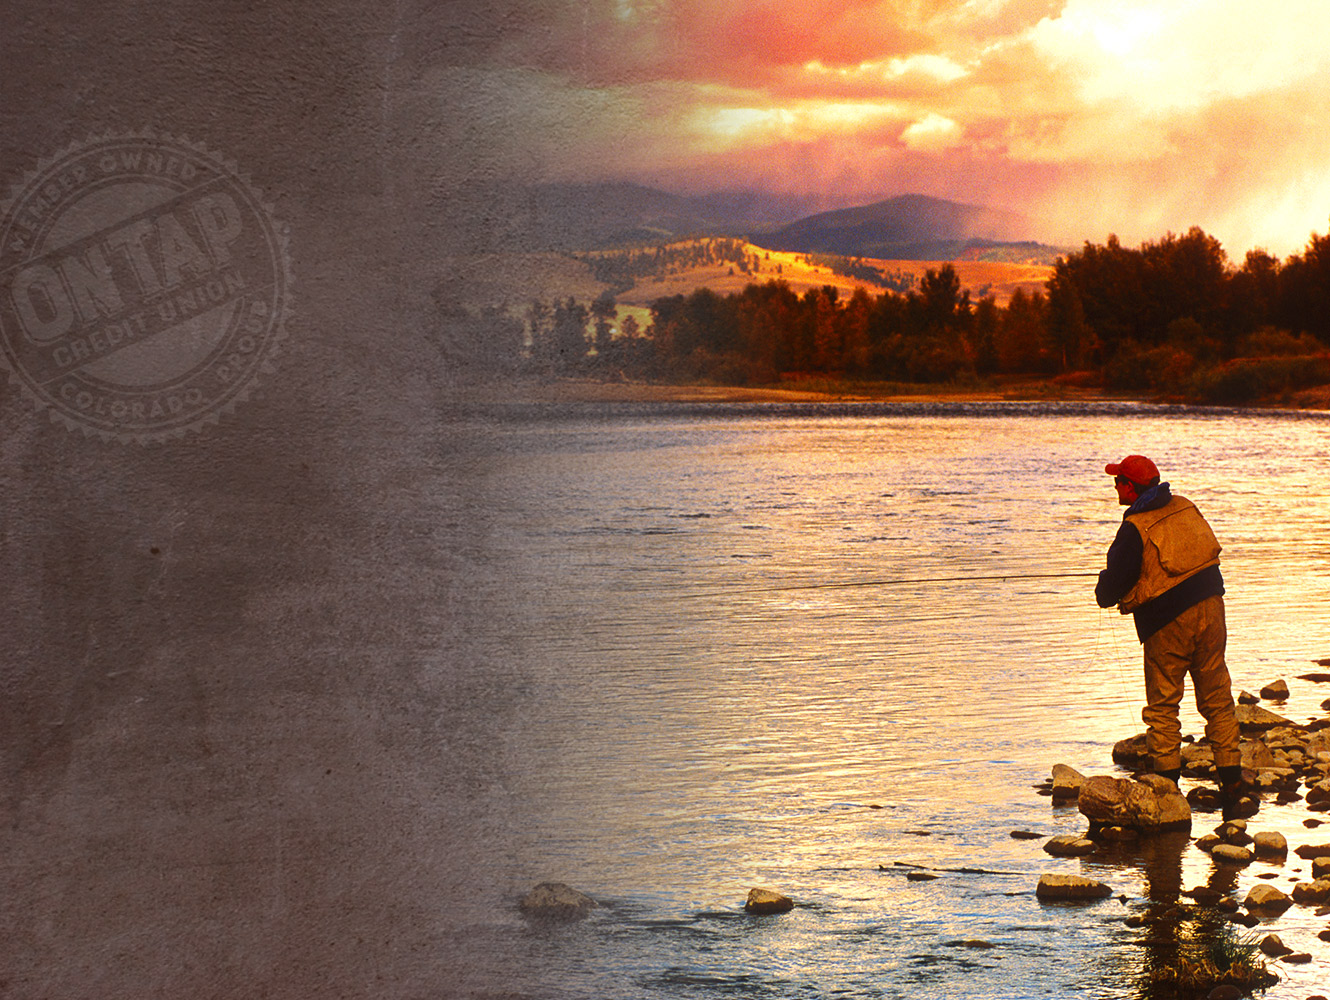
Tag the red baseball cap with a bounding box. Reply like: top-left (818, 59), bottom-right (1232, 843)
top-left (1105, 454), bottom-right (1159, 485)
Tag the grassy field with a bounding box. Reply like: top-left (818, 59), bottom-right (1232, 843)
top-left (440, 242), bottom-right (1055, 323)
top-left (613, 245), bottom-right (1053, 309)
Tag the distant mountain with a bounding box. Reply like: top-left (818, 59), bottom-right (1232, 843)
top-left (763, 194), bottom-right (1043, 260)
top-left (491, 183), bottom-right (1066, 262)
top-left (511, 182), bottom-right (814, 250)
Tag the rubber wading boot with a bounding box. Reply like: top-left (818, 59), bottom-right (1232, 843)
top-left (1156, 768), bottom-right (1181, 788)
top-left (1217, 764), bottom-right (1245, 821)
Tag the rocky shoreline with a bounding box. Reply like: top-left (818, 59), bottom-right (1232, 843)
top-left (519, 666), bottom-right (1330, 996)
top-left (1033, 665), bottom-right (1330, 990)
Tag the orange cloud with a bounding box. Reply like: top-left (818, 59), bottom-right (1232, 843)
top-left (425, 0), bottom-right (1330, 257)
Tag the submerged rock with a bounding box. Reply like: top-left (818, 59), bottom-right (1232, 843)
top-left (1035, 873), bottom-right (1112, 901)
top-left (1098, 825), bottom-right (1139, 842)
top-left (519, 882), bottom-right (598, 921)
top-left (744, 888), bottom-right (794, 915)
top-left (1079, 774), bottom-right (1190, 834)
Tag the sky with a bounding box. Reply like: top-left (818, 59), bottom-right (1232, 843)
top-left (434, 0), bottom-right (1330, 258)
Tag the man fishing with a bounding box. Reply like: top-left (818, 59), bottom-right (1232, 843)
top-left (1095, 454), bottom-right (1247, 820)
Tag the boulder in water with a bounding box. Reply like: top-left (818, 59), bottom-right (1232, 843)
top-left (1035, 873), bottom-right (1112, 901)
top-left (1211, 844), bottom-right (1253, 865)
top-left (1043, 835), bottom-right (1096, 857)
top-left (1291, 879), bottom-right (1330, 905)
top-left (744, 888), bottom-right (794, 915)
top-left (1050, 764), bottom-right (1086, 801)
top-left (519, 882), bottom-right (597, 921)
top-left (1078, 774), bottom-right (1190, 833)
top-left (1253, 831), bottom-right (1287, 858)
top-left (1259, 679), bottom-right (1289, 700)
top-left (1256, 930), bottom-right (1293, 954)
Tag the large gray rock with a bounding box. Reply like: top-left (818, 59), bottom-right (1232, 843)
top-left (519, 882), bottom-right (598, 921)
top-left (1078, 774), bottom-right (1191, 833)
top-left (1035, 874), bottom-right (1112, 901)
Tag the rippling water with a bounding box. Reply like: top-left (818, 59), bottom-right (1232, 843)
top-left (438, 401), bottom-right (1330, 999)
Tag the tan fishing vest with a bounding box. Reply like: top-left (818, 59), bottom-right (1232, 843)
top-left (1118, 495), bottom-right (1222, 613)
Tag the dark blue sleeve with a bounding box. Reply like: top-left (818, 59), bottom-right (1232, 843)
top-left (1096, 521), bottom-right (1143, 608)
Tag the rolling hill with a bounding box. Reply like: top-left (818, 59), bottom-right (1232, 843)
top-left (499, 183), bottom-right (1067, 262)
top-left (762, 194), bottom-right (1063, 262)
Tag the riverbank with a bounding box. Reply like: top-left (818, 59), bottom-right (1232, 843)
top-left (439, 375), bottom-right (1330, 410)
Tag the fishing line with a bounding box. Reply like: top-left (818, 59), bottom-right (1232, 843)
top-left (1100, 606), bottom-right (1141, 730)
top-left (661, 570), bottom-right (1100, 601)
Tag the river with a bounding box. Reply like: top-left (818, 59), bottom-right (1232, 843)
top-left (435, 400), bottom-right (1330, 999)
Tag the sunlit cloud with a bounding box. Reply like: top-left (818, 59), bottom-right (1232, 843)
top-left (1025, 0), bottom-right (1329, 115)
top-left (901, 112), bottom-right (965, 151)
top-left (432, 0), bottom-right (1330, 257)
top-left (804, 53), bottom-right (970, 86)
top-left (691, 97), bottom-right (903, 148)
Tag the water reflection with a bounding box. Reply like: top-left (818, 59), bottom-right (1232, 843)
top-left (445, 404), bottom-right (1330, 999)
top-left (1094, 825), bottom-right (1288, 998)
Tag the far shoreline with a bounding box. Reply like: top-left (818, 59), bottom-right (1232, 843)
top-left (440, 375), bottom-right (1330, 411)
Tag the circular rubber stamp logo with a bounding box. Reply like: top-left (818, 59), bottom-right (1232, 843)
top-left (0, 132), bottom-right (291, 442)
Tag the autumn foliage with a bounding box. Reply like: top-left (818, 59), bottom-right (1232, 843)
top-left (513, 224), bottom-right (1330, 404)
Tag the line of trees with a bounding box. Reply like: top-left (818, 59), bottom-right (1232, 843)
top-left (580, 237), bottom-right (765, 294)
top-left (440, 224), bottom-right (1330, 403)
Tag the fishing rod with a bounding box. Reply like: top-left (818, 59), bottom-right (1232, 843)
top-left (668, 570), bottom-right (1100, 600)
